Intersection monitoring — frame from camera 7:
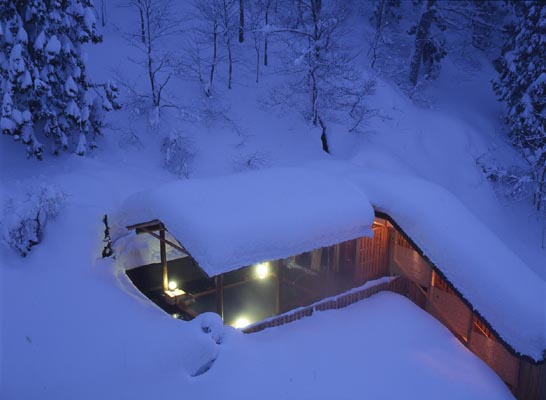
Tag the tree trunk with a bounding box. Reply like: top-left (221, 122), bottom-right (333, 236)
top-left (238, 0), bottom-right (244, 43)
top-left (370, 0), bottom-right (385, 69)
top-left (296, 0), bottom-right (304, 27)
top-left (254, 37), bottom-right (260, 83)
top-left (536, 159), bottom-right (546, 212)
top-left (311, 68), bottom-right (318, 125)
top-left (264, 36), bottom-right (268, 66)
top-left (227, 37), bottom-right (233, 89)
top-left (408, 0), bottom-right (436, 87)
top-left (318, 116), bottom-right (329, 154)
top-left (264, 4), bottom-right (269, 66)
top-left (101, 0), bottom-right (106, 27)
top-left (137, 0), bottom-right (146, 44)
top-left (208, 20), bottom-right (218, 94)
top-left (222, 0), bottom-right (233, 89)
top-left (145, 5), bottom-right (158, 107)
top-left (311, 0), bottom-right (321, 59)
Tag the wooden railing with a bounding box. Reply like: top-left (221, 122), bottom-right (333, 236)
top-left (243, 277), bottom-right (405, 334)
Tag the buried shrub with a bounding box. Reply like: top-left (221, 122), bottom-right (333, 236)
top-left (2, 184), bottom-right (66, 256)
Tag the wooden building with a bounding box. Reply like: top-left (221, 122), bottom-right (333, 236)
top-left (118, 166), bottom-right (545, 400)
top-left (123, 212), bottom-right (544, 400)
top-left (125, 216), bottom-right (389, 328)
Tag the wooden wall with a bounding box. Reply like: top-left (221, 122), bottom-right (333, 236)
top-left (517, 360), bottom-right (546, 400)
top-left (244, 216), bottom-right (545, 400)
top-left (387, 225), bottom-right (545, 400)
top-left (354, 224), bottom-right (390, 282)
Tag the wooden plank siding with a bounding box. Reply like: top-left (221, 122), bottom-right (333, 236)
top-left (355, 225), bottom-right (390, 282)
top-left (426, 287), bottom-right (473, 341)
top-left (517, 360), bottom-right (546, 400)
top-left (391, 244), bottom-right (432, 287)
top-left (468, 331), bottom-right (521, 388)
top-left (240, 214), bottom-right (544, 400)
top-left (383, 224), bottom-right (545, 400)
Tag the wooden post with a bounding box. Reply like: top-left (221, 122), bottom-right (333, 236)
top-left (160, 228), bottom-right (168, 292)
top-left (387, 228), bottom-right (396, 276)
top-left (216, 275), bottom-right (224, 320)
top-left (333, 244), bottom-right (341, 273)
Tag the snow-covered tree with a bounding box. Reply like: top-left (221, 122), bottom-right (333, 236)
top-left (238, 0), bottom-right (245, 43)
top-left (272, 0), bottom-right (376, 152)
top-left (162, 129), bottom-right (194, 179)
top-left (190, 0), bottom-right (222, 96)
top-left (127, 0), bottom-right (178, 111)
top-left (261, 0), bottom-right (273, 67)
top-left (408, 0), bottom-right (447, 87)
top-left (219, 0), bottom-right (238, 90)
top-left (245, 0), bottom-right (267, 82)
top-left (0, 0), bottom-right (119, 159)
top-left (369, 0), bottom-right (400, 69)
top-left (493, 0), bottom-right (546, 242)
top-left (190, 0), bottom-right (238, 94)
top-left (468, 0), bottom-right (499, 51)
top-left (2, 184), bottom-right (65, 256)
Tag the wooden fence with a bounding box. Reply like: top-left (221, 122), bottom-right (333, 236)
top-left (243, 278), bottom-right (404, 334)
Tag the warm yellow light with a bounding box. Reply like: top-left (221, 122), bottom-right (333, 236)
top-left (165, 288), bottom-right (185, 298)
top-left (233, 316), bottom-right (251, 329)
top-left (255, 262), bottom-right (269, 280)
top-left (168, 281), bottom-right (178, 291)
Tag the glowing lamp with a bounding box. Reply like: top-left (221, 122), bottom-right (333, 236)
top-left (255, 262), bottom-right (269, 280)
top-left (168, 281), bottom-right (178, 291)
top-left (233, 316), bottom-right (251, 329)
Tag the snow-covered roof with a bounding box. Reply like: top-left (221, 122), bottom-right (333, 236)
top-left (118, 161), bottom-right (545, 361)
top-left (335, 162), bottom-right (545, 362)
top-left (119, 166), bottom-right (375, 276)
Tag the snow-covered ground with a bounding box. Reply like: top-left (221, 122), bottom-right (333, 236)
top-left (1, 1), bottom-right (544, 398)
top-left (1, 226), bottom-right (515, 400)
top-left (193, 292), bottom-right (513, 400)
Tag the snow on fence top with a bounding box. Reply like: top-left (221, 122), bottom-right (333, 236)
top-left (341, 165), bottom-right (546, 362)
top-left (120, 166), bottom-right (375, 276)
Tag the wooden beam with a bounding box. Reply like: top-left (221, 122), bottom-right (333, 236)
top-left (160, 229), bottom-right (168, 293)
top-left (176, 303), bottom-right (198, 318)
top-left (193, 274), bottom-right (279, 298)
top-left (140, 228), bottom-right (189, 254)
top-left (216, 275), bottom-right (224, 320)
top-left (127, 219), bottom-right (163, 232)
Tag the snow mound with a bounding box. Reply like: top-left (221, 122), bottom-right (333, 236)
top-left (192, 292), bottom-right (514, 400)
